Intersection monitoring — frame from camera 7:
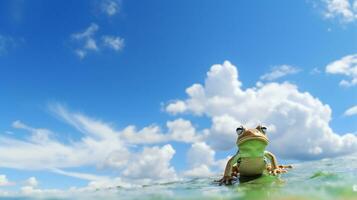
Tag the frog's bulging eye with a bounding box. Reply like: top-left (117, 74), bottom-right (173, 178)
top-left (236, 126), bottom-right (244, 135)
top-left (261, 126), bottom-right (267, 134)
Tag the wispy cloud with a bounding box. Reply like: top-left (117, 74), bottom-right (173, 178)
top-left (0, 34), bottom-right (17, 55)
top-left (101, 0), bottom-right (120, 16)
top-left (71, 23), bottom-right (99, 59)
top-left (344, 105), bottom-right (357, 116)
top-left (1, 103), bottom-right (202, 186)
top-left (325, 53), bottom-right (357, 87)
top-left (321, 0), bottom-right (357, 23)
top-left (102, 36), bottom-right (124, 51)
top-left (71, 23), bottom-right (124, 59)
top-left (260, 65), bottom-right (300, 81)
top-left (51, 169), bottom-right (108, 181)
top-left (310, 67), bottom-right (322, 74)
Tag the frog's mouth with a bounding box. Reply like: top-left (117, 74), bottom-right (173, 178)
top-left (238, 130), bottom-right (269, 145)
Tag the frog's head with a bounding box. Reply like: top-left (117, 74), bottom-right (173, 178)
top-left (236, 125), bottom-right (269, 147)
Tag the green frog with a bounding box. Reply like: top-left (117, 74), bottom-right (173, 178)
top-left (218, 125), bottom-right (292, 185)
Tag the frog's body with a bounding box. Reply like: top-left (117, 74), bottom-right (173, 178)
top-left (218, 125), bottom-right (291, 185)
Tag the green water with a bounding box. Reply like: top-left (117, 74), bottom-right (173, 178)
top-left (2, 154), bottom-right (357, 200)
top-left (111, 154), bottom-right (357, 200)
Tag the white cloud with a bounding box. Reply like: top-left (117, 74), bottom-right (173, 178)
top-left (12, 120), bottom-right (52, 143)
top-left (1, 105), bottom-right (127, 170)
top-left (101, 0), bottom-right (120, 16)
top-left (166, 60), bottom-right (357, 160)
top-left (183, 164), bottom-right (214, 178)
top-left (50, 169), bottom-right (134, 189)
top-left (260, 65), bottom-right (300, 81)
top-left (0, 104), bottom-right (182, 185)
top-left (322, 0), bottom-right (357, 23)
top-left (167, 118), bottom-right (203, 143)
top-left (121, 144), bottom-right (178, 184)
top-left (0, 106), bottom-right (129, 170)
top-left (120, 118), bottom-right (203, 144)
top-left (20, 177), bottom-right (59, 197)
top-left (102, 36), bottom-right (124, 51)
top-left (310, 67), bottom-right (322, 74)
top-left (51, 169), bottom-right (108, 181)
top-left (165, 100), bottom-right (187, 115)
top-left (20, 186), bottom-right (62, 197)
top-left (186, 142), bottom-right (215, 168)
top-left (344, 105), bottom-right (357, 116)
top-left (71, 23), bottom-right (99, 59)
top-left (183, 142), bottom-right (228, 178)
top-left (120, 125), bottom-right (166, 144)
top-left (71, 24), bottom-right (125, 58)
top-left (0, 175), bottom-right (14, 187)
top-left (84, 38), bottom-right (98, 51)
top-left (72, 23), bottom-right (99, 40)
top-left (25, 177), bottom-right (38, 187)
top-left (325, 54), bottom-right (357, 87)
top-left (183, 142), bottom-right (215, 178)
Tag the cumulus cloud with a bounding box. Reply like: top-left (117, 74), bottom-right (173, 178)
top-left (165, 101), bottom-right (187, 115)
top-left (183, 142), bottom-right (215, 178)
top-left (186, 142), bottom-right (215, 168)
top-left (121, 144), bottom-right (178, 184)
top-left (325, 54), bottom-right (357, 87)
top-left (344, 105), bottom-right (357, 116)
top-left (25, 177), bottom-right (38, 187)
top-left (166, 60), bottom-right (357, 160)
top-left (322, 0), bottom-right (357, 23)
top-left (183, 164), bottom-right (214, 178)
top-left (260, 65), bottom-right (300, 81)
top-left (183, 142), bottom-right (230, 178)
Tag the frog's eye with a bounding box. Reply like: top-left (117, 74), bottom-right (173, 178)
top-left (261, 126), bottom-right (267, 134)
top-left (236, 126), bottom-right (244, 135)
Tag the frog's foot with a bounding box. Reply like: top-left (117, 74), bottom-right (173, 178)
top-left (267, 165), bottom-right (292, 176)
top-left (231, 166), bottom-right (239, 178)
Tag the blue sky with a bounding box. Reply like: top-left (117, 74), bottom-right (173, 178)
top-left (0, 0), bottom-right (356, 196)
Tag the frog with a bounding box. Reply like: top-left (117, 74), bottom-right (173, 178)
top-left (217, 125), bottom-right (292, 185)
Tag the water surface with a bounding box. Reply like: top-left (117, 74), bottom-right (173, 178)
top-left (2, 154), bottom-right (357, 200)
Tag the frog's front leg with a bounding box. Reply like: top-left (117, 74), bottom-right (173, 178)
top-left (217, 151), bottom-right (239, 185)
top-left (264, 151), bottom-right (292, 175)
